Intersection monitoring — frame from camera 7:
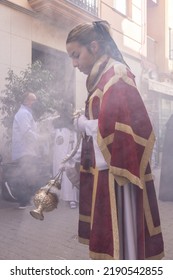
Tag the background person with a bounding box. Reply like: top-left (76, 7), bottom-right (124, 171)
top-left (159, 114), bottom-right (173, 201)
top-left (5, 92), bottom-right (45, 208)
top-left (66, 20), bottom-right (164, 260)
top-left (52, 116), bottom-right (79, 209)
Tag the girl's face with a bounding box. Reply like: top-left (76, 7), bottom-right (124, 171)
top-left (66, 41), bottom-right (97, 75)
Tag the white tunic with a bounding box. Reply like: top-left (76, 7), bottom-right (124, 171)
top-left (53, 127), bottom-right (79, 202)
top-left (12, 105), bottom-right (39, 161)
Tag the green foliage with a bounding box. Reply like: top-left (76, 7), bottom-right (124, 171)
top-left (0, 60), bottom-right (62, 132)
top-left (0, 60), bottom-right (74, 161)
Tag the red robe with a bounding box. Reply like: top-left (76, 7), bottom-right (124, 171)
top-left (78, 55), bottom-right (164, 260)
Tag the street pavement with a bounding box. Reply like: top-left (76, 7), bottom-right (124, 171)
top-left (0, 167), bottom-right (172, 260)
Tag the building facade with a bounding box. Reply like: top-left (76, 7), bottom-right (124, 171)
top-left (0, 0), bottom-right (173, 164)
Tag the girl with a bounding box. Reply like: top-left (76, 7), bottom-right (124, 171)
top-left (66, 21), bottom-right (164, 260)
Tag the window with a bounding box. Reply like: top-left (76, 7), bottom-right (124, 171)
top-left (151, 0), bottom-right (158, 4)
top-left (169, 28), bottom-right (173, 60)
top-left (148, 0), bottom-right (159, 6)
top-left (147, 0), bottom-right (159, 8)
top-left (114, 0), bottom-right (127, 15)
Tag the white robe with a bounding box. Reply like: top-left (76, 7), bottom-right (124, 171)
top-left (53, 128), bottom-right (79, 202)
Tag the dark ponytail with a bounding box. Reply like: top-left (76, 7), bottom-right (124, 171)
top-left (93, 21), bottom-right (129, 67)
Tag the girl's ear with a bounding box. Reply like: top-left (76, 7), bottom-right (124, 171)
top-left (89, 40), bottom-right (99, 54)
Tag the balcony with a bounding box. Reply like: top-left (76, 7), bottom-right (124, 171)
top-left (66, 0), bottom-right (98, 16)
top-left (28, 0), bottom-right (99, 25)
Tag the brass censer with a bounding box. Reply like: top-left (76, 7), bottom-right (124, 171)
top-left (30, 169), bottom-right (63, 220)
top-left (30, 111), bottom-right (82, 221)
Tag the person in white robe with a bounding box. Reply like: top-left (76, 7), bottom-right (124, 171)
top-left (53, 125), bottom-right (79, 209)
